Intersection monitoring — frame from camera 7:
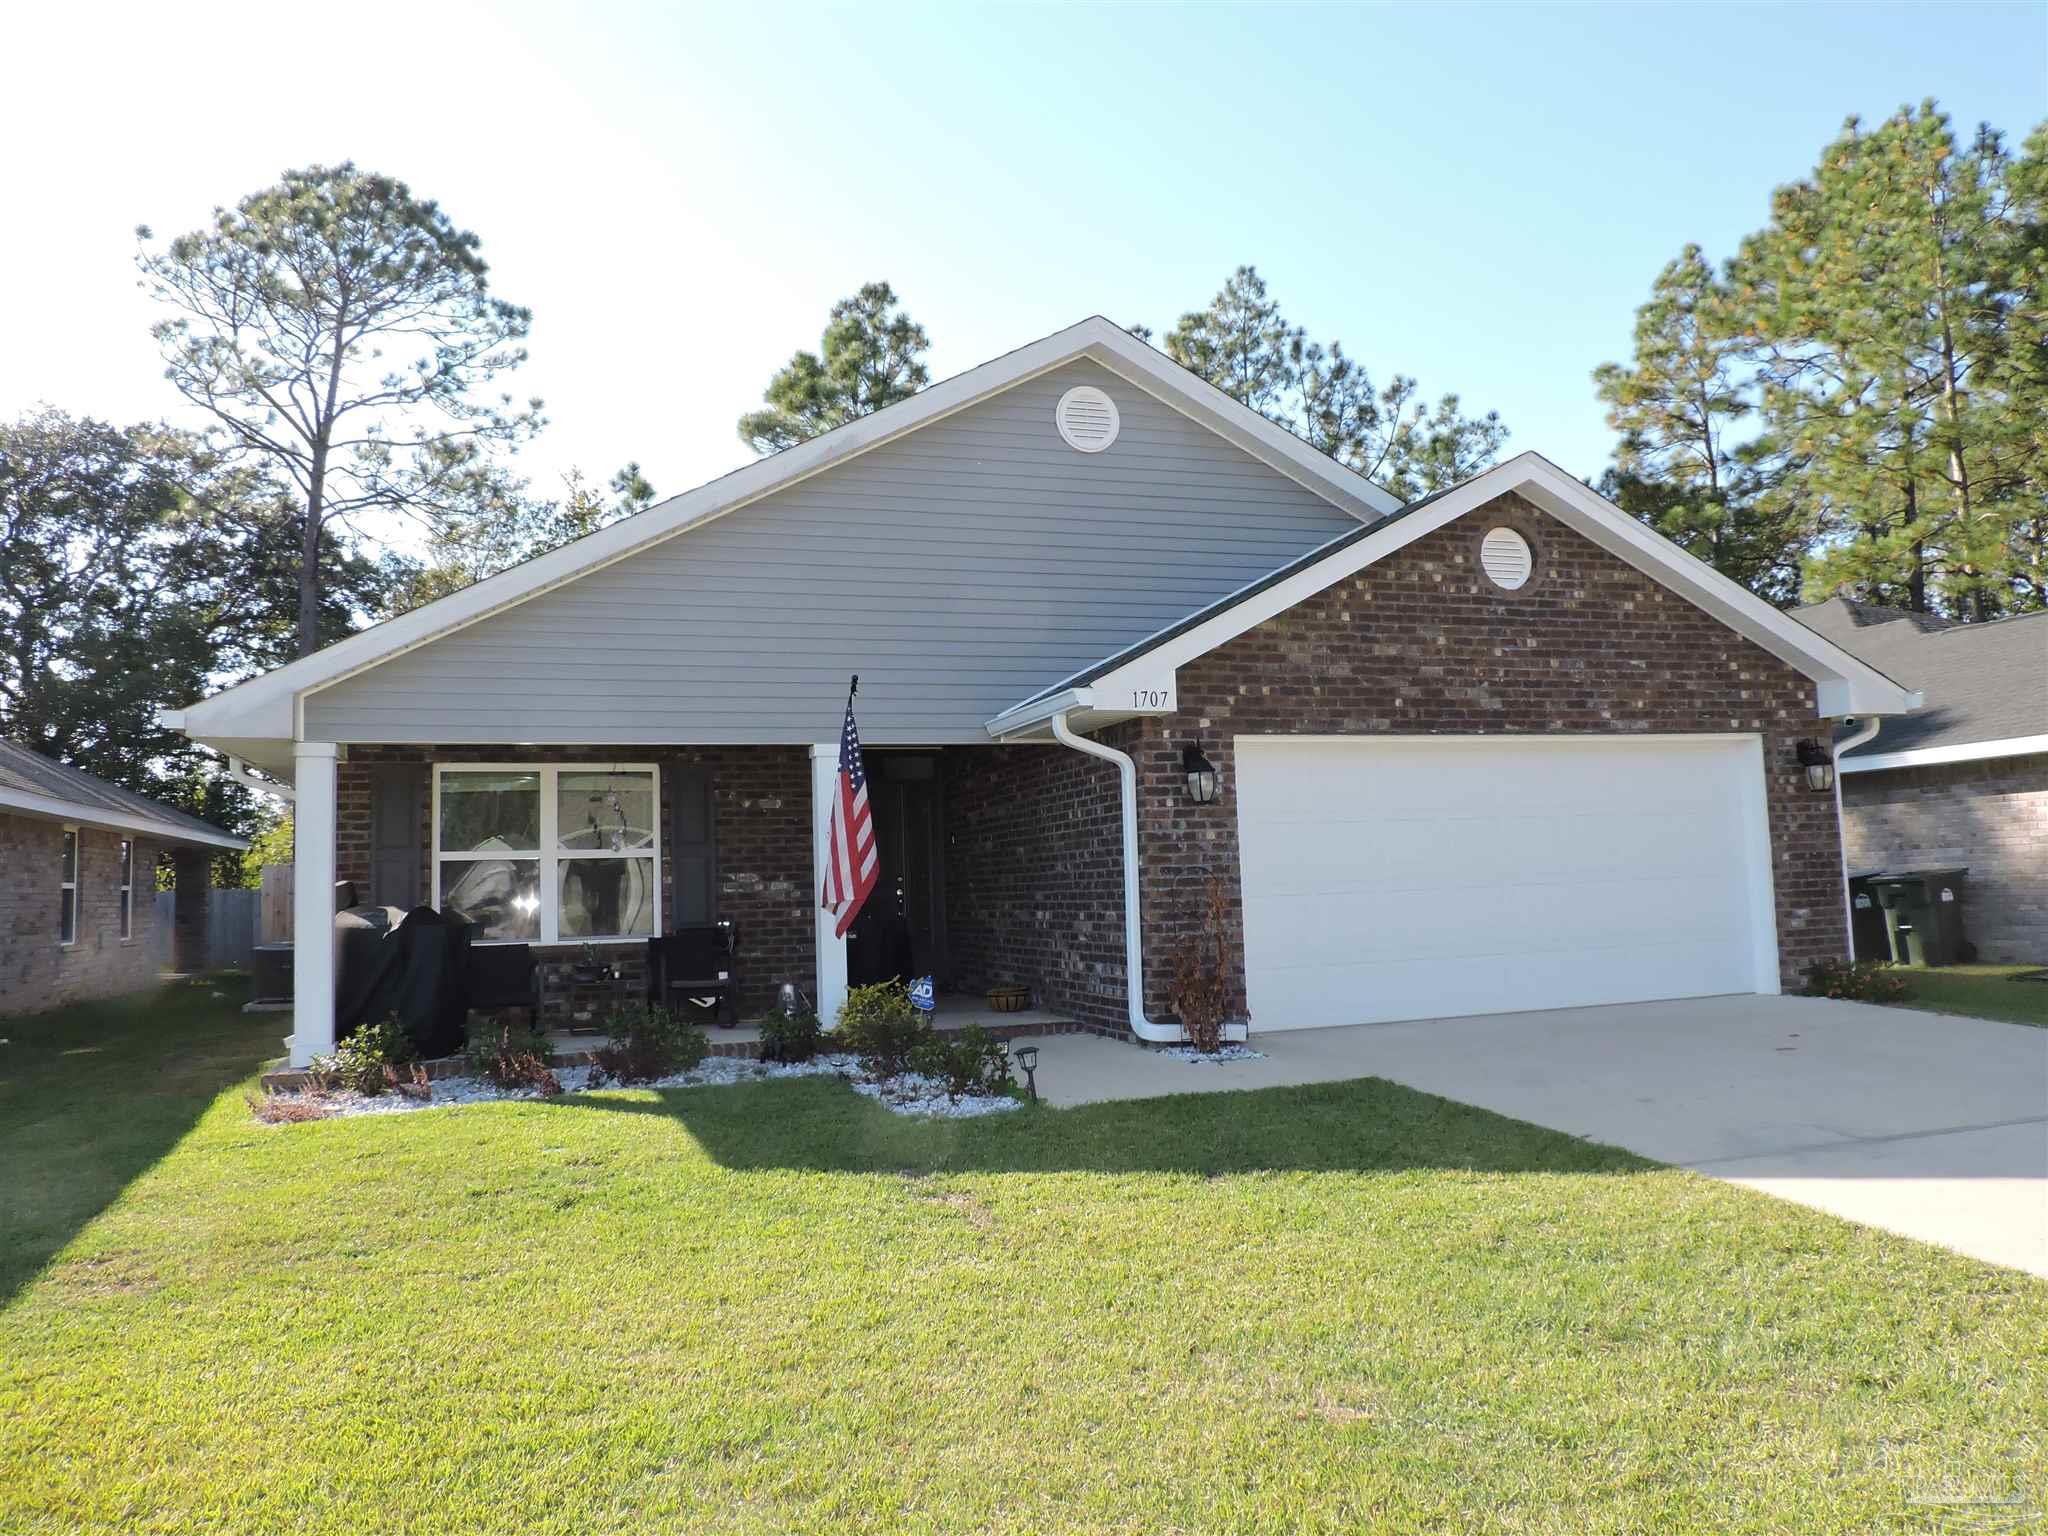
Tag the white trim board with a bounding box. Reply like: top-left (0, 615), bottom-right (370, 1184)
top-left (175, 318), bottom-right (1402, 747)
top-left (1841, 733), bottom-right (2048, 774)
top-left (1042, 453), bottom-right (1919, 728)
top-left (0, 786), bottom-right (249, 851)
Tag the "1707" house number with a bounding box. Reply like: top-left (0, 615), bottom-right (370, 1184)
top-left (1130, 688), bottom-right (1171, 709)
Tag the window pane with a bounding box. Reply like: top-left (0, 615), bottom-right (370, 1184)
top-left (439, 772), bottom-right (540, 853)
top-left (120, 840), bottom-right (133, 888)
top-left (59, 888), bottom-right (76, 945)
top-left (61, 831), bottom-right (77, 884)
top-left (120, 889), bottom-right (132, 940)
top-left (557, 771), bottom-right (656, 852)
top-left (558, 856), bottom-right (656, 938)
top-left (443, 858), bottom-right (541, 940)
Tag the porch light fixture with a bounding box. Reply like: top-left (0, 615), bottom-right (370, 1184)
top-left (1181, 743), bottom-right (1220, 805)
top-left (1014, 1044), bottom-right (1039, 1101)
top-left (1795, 738), bottom-right (1836, 793)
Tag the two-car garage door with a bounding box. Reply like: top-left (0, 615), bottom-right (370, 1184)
top-left (1234, 736), bottom-right (1779, 1029)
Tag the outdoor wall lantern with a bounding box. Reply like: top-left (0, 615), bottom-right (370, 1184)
top-left (1795, 738), bottom-right (1836, 793)
top-left (1182, 743), bottom-right (1221, 805)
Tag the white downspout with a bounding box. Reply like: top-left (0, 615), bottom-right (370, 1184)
top-left (1050, 710), bottom-right (1243, 1045)
top-left (1832, 717), bottom-right (1882, 959)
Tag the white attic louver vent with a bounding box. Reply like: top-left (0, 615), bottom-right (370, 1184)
top-left (1480, 527), bottom-right (1533, 590)
top-left (1055, 385), bottom-right (1120, 453)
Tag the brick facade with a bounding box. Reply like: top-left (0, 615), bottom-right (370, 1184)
top-left (1, 815), bottom-right (168, 1017)
top-left (1118, 492), bottom-right (1848, 1028)
top-left (1841, 753), bottom-right (2048, 964)
top-left (942, 744), bottom-right (1128, 1031)
top-left (336, 745), bottom-right (814, 1017)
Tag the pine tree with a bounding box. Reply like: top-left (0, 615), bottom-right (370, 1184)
top-left (738, 283), bottom-right (930, 453)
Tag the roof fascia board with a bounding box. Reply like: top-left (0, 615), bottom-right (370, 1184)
top-left (180, 318), bottom-right (1396, 743)
top-left (0, 786), bottom-right (249, 850)
top-left (1081, 453), bottom-right (1918, 718)
top-left (1841, 732), bottom-right (2048, 773)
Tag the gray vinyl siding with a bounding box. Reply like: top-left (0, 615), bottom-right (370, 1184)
top-left (306, 361), bottom-right (1363, 744)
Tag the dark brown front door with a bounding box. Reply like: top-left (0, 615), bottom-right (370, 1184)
top-left (846, 754), bottom-right (948, 987)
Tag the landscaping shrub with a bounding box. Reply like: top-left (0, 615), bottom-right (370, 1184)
top-left (837, 981), bottom-right (928, 1080)
top-left (910, 1023), bottom-right (1012, 1101)
top-left (1803, 957), bottom-right (1911, 1003)
top-left (757, 1007), bottom-right (823, 1064)
top-left (588, 1004), bottom-right (709, 1086)
top-left (309, 1012), bottom-right (415, 1095)
top-left (1167, 872), bottom-right (1239, 1053)
top-left (466, 1022), bottom-right (561, 1095)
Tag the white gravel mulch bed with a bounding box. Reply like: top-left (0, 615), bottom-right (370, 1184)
top-left (261, 1052), bottom-right (1023, 1122)
top-left (1160, 1043), bottom-right (1266, 1064)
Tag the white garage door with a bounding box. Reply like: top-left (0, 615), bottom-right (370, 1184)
top-left (1235, 736), bottom-right (1779, 1029)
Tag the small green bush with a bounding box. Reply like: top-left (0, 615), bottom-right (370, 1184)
top-left (910, 1023), bottom-right (1012, 1101)
top-left (310, 1012), bottom-right (414, 1095)
top-left (1803, 957), bottom-right (1911, 1003)
top-left (466, 1022), bottom-right (560, 1095)
top-left (837, 982), bottom-right (927, 1080)
top-left (757, 1007), bottom-right (823, 1065)
top-left (589, 1004), bottom-right (709, 1085)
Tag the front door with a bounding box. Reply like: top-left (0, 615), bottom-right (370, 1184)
top-left (846, 754), bottom-right (948, 987)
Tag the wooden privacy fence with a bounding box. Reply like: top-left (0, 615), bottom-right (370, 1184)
top-left (150, 887), bottom-right (261, 970)
top-left (260, 864), bottom-right (294, 943)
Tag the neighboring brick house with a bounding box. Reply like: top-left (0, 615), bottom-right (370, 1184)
top-left (1794, 599), bottom-right (2047, 964)
top-left (0, 740), bottom-right (248, 1018)
top-left (166, 318), bottom-right (1918, 1064)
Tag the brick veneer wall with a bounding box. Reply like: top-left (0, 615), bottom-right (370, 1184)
top-left (1841, 753), bottom-right (2048, 963)
top-left (1120, 492), bottom-right (1847, 1029)
top-left (0, 816), bottom-right (167, 1017)
top-left (942, 744), bottom-right (1128, 1031)
top-left (336, 745), bottom-right (813, 1016)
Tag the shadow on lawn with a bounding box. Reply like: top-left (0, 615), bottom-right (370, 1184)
top-left (534, 1071), bottom-right (1654, 1179)
top-left (0, 974), bottom-right (270, 1307)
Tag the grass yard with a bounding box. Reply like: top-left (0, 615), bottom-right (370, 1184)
top-left (1885, 962), bottom-right (2048, 1028)
top-left (4, 979), bottom-right (2045, 1534)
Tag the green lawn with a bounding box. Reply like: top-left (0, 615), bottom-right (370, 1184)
top-left (1886, 962), bottom-right (2048, 1028)
top-left (3, 980), bottom-right (2045, 1534)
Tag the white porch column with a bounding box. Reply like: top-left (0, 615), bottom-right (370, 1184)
top-left (808, 742), bottom-right (848, 1030)
top-left (289, 741), bottom-right (340, 1067)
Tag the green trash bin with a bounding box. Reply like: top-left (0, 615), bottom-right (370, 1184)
top-left (1869, 868), bottom-right (1969, 967)
top-left (1845, 870), bottom-right (1890, 964)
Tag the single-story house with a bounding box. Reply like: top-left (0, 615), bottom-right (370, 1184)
top-left (1794, 597), bottom-right (2046, 963)
top-left (165, 318), bottom-right (1919, 1066)
top-left (0, 739), bottom-right (248, 1017)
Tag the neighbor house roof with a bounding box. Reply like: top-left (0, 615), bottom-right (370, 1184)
top-left (1792, 597), bottom-right (2047, 771)
top-left (0, 740), bottom-right (248, 850)
top-left (988, 453), bottom-right (1921, 737)
top-left (166, 317), bottom-right (1406, 765)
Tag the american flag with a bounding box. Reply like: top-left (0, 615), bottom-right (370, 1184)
top-left (821, 692), bottom-right (878, 938)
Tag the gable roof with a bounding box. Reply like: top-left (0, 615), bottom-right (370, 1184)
top-left (171, 318), bottom-right (1403, 756)
top-left (988, 453), bottom-right (1921, 736)
top-left (0, 740), bottom-right (248, 850)
top-left (1794, 597), bottom-right (2047, 769)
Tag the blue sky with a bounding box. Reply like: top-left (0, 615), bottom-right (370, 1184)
top-left (4, 1), bottom-right (2042, 528)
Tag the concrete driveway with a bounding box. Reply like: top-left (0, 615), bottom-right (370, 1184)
top-left (1023, 995), bottom-right (2048, 1277)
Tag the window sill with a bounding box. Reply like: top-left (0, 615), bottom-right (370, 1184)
top-left (470, 937), bottom-right (652, 949)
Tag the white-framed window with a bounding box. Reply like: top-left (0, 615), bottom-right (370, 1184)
top-left (432, 764), bottom-right (661, 944)
top-left (59, 827), bottom-right (78, 946)
top-left (118, 839), bottom-right (134, 941)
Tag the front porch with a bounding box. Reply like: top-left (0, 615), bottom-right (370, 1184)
top-left (278, 738), bottom-right (1139, 1066)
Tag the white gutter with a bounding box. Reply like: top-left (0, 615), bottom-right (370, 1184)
top-left (1840, 730), bottom-right (2047, 774)
top-left (0, 786), bottom-right (249, 851)
top-left (1833, 717), bottom-right (1882, 960)
top-left (1048, 710), bottom-right (1244, 1045)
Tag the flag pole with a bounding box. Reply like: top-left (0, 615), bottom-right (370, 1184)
top-left (846, 674), bottom-right (859, 708)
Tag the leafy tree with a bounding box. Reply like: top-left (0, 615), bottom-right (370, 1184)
top-left (137, 163), bottom-right (542, 656)
top-left (1592, 246), bottom-right (1807, 602)
top-left (389, 463), bottom-right (658, 612)
top-left (1156, 265), bottom-right (1507, 499)
top-left (739, 283), bottom-right (929, 453)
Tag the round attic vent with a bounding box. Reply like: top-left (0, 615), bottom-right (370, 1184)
top-left (1055, 385), bottom-right (1120, 453)
top-left (1480, 527), bottom-right (1533, 590)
